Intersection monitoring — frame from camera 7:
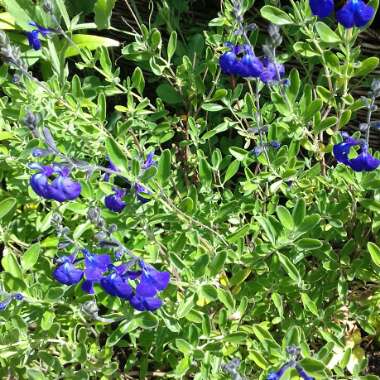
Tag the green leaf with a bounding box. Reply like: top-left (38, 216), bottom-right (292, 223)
top-left (296, 238), bottom-right (323, 250)
top-left (293, 198), bottom-right (306, 226)
top-left (1, 252), bottom-right (22, 279)
top-left (209, 251), bottom-right (227, 276)
top-left (157, 149), bottom-right (171, 186)
top-left (65, 35), bottom-right (120, 58)
top-left (156, 83), bottom-right (182, 105)
top-left (41, 311), bottom-right (55, 331)
top-left (2, 0), bottom-right (32, 28)
top-left (299, 358), bottom-right (326, 373)
top-left (367, 242), bottom-right (380, 267)
top-left (201, 103), bottom-right (224, 112)
top-left (199, 158), bottom-right (212, 185)
top-left (260, 5), bottom-right (294, 25)
top-left (0, 197), bottom-right (16, 220)
top-left (217, 288), bottom-right (235, 311)
top-left (105, 138), bottom-right (129, 175)
top-left (167, 31), bottom-right (177, 60)
top-left (106, 319), bottom-right (139, 346)
top-left (276, 206), bottom-right (294, 230)
top-left (94, 0), bottom-right (116, 30)
top-left (305, 99), bottom-right (322, 121)
top-left (132, 67), bottom-right (145, 95)
top-left (224, 160), bottom-right (240, 183)
top-left (21, 243), bottom-right (40, 271)
top-left (277, 253), bottom-right (301, 285)
top-left (316, 22), bottom-right (340, 43)
top-left (177, 294), bottom-right (195, 318)
top-left (301, 293), bottom-right (319, 316)
top-left (355, 57), bottom-right (379, 77)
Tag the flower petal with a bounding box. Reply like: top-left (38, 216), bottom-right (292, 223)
top-left (309, 0), bottom-right (334, 18)
top-left (53, 263), bottom-right (83, 285)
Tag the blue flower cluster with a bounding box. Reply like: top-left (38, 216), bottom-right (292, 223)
top-left (333, 133), bottom-right (380, 172)
top-left (53, 249), bottom-right (170, 312)
top-left (219, 44), bottom-right (285, 84)
top-left (27, 21), bottom-right (52, 50)
top-left (0, 291), bottom-right (23, 311)
top-left (267, 362), bottom-right (314, 380)
top-left (310, 0), bottom-right (375, 28)
top-left (104, 153), bottom-right (155, 213)
top-left (29, 163), bottom-right (81, 202)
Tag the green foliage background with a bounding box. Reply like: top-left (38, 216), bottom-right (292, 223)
top-left (0, 0), bottom-right (380, 379)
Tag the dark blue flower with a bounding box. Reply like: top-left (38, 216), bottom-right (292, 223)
top-left (348, 145), bottom-right (380, 172)
top-left (296, 365), bottom-right (315, 380)
top-left (236, 51), bottom-right (263, 78)
top-left (267, 362), bottom-right (292, 380)
top-left (333, 134), bottom-right (380, 172)
top-left (270, 141), bottom-right (281, 149)
top-left (104, 158), bottom-right (119, 182)
top-left (129, 294), bottom-right (163, 311)
top-left (135, 261), bottom-right (170, 297)
top-left (333, 135), bottom-right (360, 164)
top-left (220, 44), bottom-right (263, 78)
top-left (29, 163), bottom-right (54, 199)
top-left (135, 183), bottom-right (152, 204)
top-left (105, 188), bottom-right (126, 212)
top-left (83, 249), bottom-right (112, 282)
top-left (309, 0), bottom-right (334, 18)
top-left (142, 152), bottom-right (155, 170)
top-left (53, 255), bottom-right (83, 286)
top-left (260, 57), bottom-right (285, 84)
top-left (100, 265), bottom-right (133, 299)
top-left (29, 163), bottom-right (81, 202)
top-left (26, 21), bottom-right (52, 50)
top-left (48, 173), bottom-right (82, 202)
top-left (336, 0), bottom-right (375, 28)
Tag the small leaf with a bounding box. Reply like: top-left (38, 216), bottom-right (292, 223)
top-left (105, 138), bottom-right (129, 175)
top-left (367, 242), bottom-right (380, 267)
top-left (316, 22), bottom-right (340, 43)
top-left (94, 0), bottom-right (116, 30)
top-left (296, 238), bottom-right (323, 250)
top-left (301, 293), bottom-right (319, 316)
top-left (276, 206), bottom-right (294, 230)
top-left (224, 160), bottom-right (240, 183)
top-left (0, 198), bottom-right (16, 220)
top-left (201, 103), bottom-right (224, 112)
top-left (21, 243), bottom-right (40, 271)
top-left (277, 253), bottom-right (301, 285)
top-left (65, 35), bottom-right (120, 58)
top-left (293, 198), bottom-right (306, 226)
top-left (260, 5), bottom-right (294, 25)
top-left (167, 31), bottom-right (177, 60)
top-left (157, 149), bottom-right (171, 186)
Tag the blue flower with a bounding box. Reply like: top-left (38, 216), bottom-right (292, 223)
top-left (309, 0), bottom-right (334, 18)
top-left (27, 21), bottom-right (52, 50)
top-left (135, 261), bottom-right (170, 297)
top-left (296, 365), bottom-right (315, 380)
top-left (53, 255), bottom-right (83, 286)
top-left (135, 183), bottom-right (152, 204)
top-left (220, 44), bottom-right (263, 78)
top-left (142, 152), bottom-right (156, 170)
top-left (336, 0), bottom-right (375, 28)
top-left (29, 163), bottom-right (81, 202)
top-left (129, 294), bottom-right (163, 311)
top-left (83, 249), bottom-right (112, 283)
top-left (100, 265), bottom-right (133, 299)
top-left (333, 134), bottom-right (380, 172)
top-left (270, 141), bottom-right (281, 149)
top-left (333, 135), bottom-right (361, 164)
top-left (260, 57), bottom-right (285, 84)
top-left (348, 145), bottom-right (380, 172)
top-left (267, 362), bottom-right (292, 380)
top-left (105, 188), bottom-right (126, 212)
top-left (104, 157), bottom-right (119, 182)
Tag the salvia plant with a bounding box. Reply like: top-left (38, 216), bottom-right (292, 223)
top-left (0, 0), bottom-right (380, 378)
